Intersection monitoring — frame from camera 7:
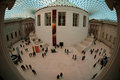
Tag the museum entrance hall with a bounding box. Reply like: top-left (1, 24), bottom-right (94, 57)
top-left (0, 0), bottom-right (120, 80)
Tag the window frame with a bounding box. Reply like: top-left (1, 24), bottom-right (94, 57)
top-left (6, 34), bottom-right (9, 41)
top-left (15, 31), bottom-right (17, 38)
top-left (102, 32), bottom-right (104, 38)
top-left (73, 13), bottom-right (79, 27)
top-left (58, 12), bottom-right (66, 26)
top-left (19, 30), bottom-right (21, 36)
top-left (37, 15), bottom-right (41, 26)
top-left (109, 35), bottom-right (112, 42)
top-left (106, 33), bottom-right (108, 40)
top-left (11, 33), bottom-right (13, 39)
top-left (83, 15), bottom-right (87, 27)
top-left (45, 12), bottom-right (51, 26)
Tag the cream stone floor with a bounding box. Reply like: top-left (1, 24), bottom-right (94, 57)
top-left (11, 39), bottom-right (110, 80)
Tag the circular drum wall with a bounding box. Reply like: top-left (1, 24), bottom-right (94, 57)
top-left (35, 6), bottom-right (89, 46)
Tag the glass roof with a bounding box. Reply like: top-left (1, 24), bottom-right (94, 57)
top-left (5, 0), bottom-right (117, 22)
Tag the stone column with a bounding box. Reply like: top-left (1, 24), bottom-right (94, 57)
top-left (0, 1), bottom-right (24, 80)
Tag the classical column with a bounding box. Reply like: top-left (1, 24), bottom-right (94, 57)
top-left (0, 1), bottom-right (24, 80)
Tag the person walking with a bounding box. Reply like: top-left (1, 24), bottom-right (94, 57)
top-left (21, 65), bottom-right (26, 71)
top-left (29, 64), bottom-right (32, 70)
top-left (32, 69), bottom-right (37, 75)
top-left (26, 65), bottom-right (29, 69)
top-left (72, 55), bottom-right (74, 59)
top-left (57, 74), bottom-right (60, 79)
top-left (60, 72), bottom-right (63, 78)
top-left (74, 55), bottom-right (77, 60)
top-left (94, 55), bottom-right (96, 59)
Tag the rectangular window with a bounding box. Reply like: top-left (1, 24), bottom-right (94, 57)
top-left (113, 37), bottom-right (116, 44)
top-left (19, 30), bottom-right (21, 36)
top-left (37, 15), bottom-right (40, 26)
top-left (15, 31), bottom-right (17, 38)
top-left (11, 33), bottom-right (13, 39)
top-left (106, 33), bottom-right (108, 40)
top-left (109, 35), bottom-right (112, 42)
top-left (58, 12), bottom-right (66, 26)
top-left (73, 13), bottom-right (79, 26)
top-left (45, 12), bottom-right (51, 26)
top-left (83, 15), bottom-right (86, 27)
top-left (102, 32), bottom-right (104, 38)
top-left (6, 35), bottom-right (9, 41)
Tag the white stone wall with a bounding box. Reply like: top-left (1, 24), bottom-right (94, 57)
top-left (35, 6), bottom-right (89, 46)
top-left (22, 19), bottom-right (35, 38)
top-left (101, 23), bottom-right (117, 48)
top-left (4, 22), bottom-right (22, 46)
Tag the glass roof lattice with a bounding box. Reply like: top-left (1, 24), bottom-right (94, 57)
top-left (5, 0), bottom-right (117, 22)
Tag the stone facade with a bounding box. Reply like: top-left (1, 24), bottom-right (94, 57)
top-left (4, 18), bottom-right (34, 46)
top-left (89, 19), bottom-right (117, 48)
top-left (35, 6), bottom-right (89, 46)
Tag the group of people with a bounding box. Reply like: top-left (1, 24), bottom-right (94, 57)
top-left (90, 47), bottom-right (108, 79)
top-left (64, 49), bottom-right (70, 54)
top-left (11, 36), bottom-right (110, 79)
top-left (57, 72), bottom-right (63, 79)
top-left (90, 48), bottom-right (104, 59)
top-left (41, 47), bottom-right (48, 58)
top-left (20, 44), bottom-right (25, 48)
top-left (20, 43), bottom-right (36, 57)
top-left (82, 50), bottom-right (86, 55)
top-left (81, 50), bottom-right (86, 61)
top-left (72, 54), bottom-right (77, 60)
top-left (21, 64), bottom-right (37, 75)
top-left (29, 51), bottom-right (36, 57)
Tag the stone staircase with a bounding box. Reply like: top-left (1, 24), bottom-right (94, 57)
top-left (74, 36), bottom-right (93, 53)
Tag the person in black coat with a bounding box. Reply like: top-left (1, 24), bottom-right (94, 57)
top-left (21, 50), bottom-right (23, 55)
top-left (42, 48), bottom-right (44, 51)
top-left (21, 65), bottom-right (26, 71)
top-left (65, 49), bottom-right (67, 53)
top-left (26, 65), bottom-right (29, 69)
top-left (93, 49), bottom-right (94, 52)
top-left (29, 65), bottom-right (32, 70)
top-left (74, 55), bottom-right (77, 60)
top-left (57, 75), bottom-right (60, 79)
top-left (40, 45), bottom-right (42, 48)
top-left (92, 73), bottom-right (98, 79)
top-left (60, 72), bottom-right (63, 78)
top-left (20, 44), bottom-right (22, 48)
top-left (67, 49), bottom-right (69, 54)
top-left (82, 56), bottom-right (85, 61)
top-left (13, 48), bottom-right (15, 51)
top-left (72, 55), bottom-right (74, 59)
top-left (93, 63), bottom-right (97, 68)
top-left (32, 69), bottom-right (37, 75)
top-left (100, 65), bottom-right (104, 70)
top-left (90, 49), bottom-right (92, 54)
top-left (42, 53), bottom-right (44, 58)
top-left (45, 47), bottom-right (48, 53)
top-left (33, 52), bottom-right (36, 56)
top-left (99, 52), bottom-right (101, 55)
top-left (94, 55), bottom-right (96, 59)
top-left (18, 55), bottom-right (23, 63)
